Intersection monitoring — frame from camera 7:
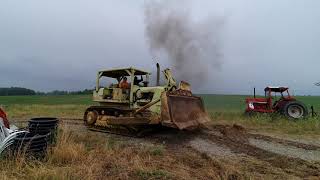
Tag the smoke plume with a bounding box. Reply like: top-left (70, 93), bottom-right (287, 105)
top-left (144, 1), bottom-right (223, 86)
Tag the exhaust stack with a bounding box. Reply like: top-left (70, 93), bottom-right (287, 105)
top-left (156, 63), bottom-right (160, 86)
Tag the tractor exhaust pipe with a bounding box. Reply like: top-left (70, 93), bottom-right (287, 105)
top-left (254, 87), bottom-right (256, 98)
top-left (156, 63), bottom-right (160, 86)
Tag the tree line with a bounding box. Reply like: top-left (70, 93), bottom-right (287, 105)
top-left (0, 87), bottom-right (93, 96)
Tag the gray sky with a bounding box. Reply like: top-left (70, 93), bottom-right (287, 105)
top-left (0, 0), bottom-right (319, 95)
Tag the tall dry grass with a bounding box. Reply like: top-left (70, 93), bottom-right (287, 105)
top-left (0, 125), bottom-right (244, 180)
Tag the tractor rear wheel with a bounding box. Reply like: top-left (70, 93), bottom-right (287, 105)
top-left (282, 101), bottom-right (308, 119)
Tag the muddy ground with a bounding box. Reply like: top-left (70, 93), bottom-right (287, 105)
top-left (13, 119), bottom-right (320, 179)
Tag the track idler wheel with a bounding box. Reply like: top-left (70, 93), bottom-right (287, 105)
top-left (85, 110), bottom-right (98, 125)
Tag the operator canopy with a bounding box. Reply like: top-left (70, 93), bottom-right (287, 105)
top-left (264, 86), bottom-right (289, 93)
top-left (99, 67), bottom-right (150, 78)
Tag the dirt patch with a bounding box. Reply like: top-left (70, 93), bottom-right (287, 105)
top-left (249, 138), bottom-right (320, 162)
top-left (201, 124), bottom-right (320, 178)
top-left (207, 124), bottom-right (248, 143)
top-left (249, 133), bottom-right (320, 151)
top-left (188, 138), bottom-right (237, 158)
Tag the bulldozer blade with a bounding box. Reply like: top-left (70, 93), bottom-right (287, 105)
top-left (161, 91), bottom-right (210, 130)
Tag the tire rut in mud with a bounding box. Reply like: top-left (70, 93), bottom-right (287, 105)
top-left (248, 133), bottom-right (320, 151)
top-left (201, 124), bottom-right (320, 178)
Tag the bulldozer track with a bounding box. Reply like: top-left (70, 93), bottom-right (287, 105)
top-left (13, 118), bottom-right (149, 137)
top-left (85, 122), bottom-right (162, 138)
top-left (60, 118), bottom-right (143, 137)
top-left (87, 127), bottom-right (141, 138)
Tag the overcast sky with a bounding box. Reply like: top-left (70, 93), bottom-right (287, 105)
top-left (0, 0), bottom-right (319, 95)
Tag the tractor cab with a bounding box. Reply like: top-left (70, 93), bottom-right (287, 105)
top-left (93, 67), bottom-right (150, 106)
top-left (265, 87), bottom-right (292, 100)
top-left (264, 87), bottom-right (295, 108)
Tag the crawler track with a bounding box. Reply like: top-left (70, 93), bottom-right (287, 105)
top-left (61, 118), bottom-right (146, 137)
top-left (87, 126), bottom-right (141, 137)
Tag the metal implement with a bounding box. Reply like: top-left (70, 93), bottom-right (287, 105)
top-left (0, 108), bottom-right (28, 156)
top-left (162, 91), bottom-right (210, 130)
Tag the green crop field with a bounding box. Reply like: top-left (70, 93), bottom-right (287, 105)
top-left (0, 94), bottom-right (320, 110)
top-left (0, 95), bottom-right (93, 105)
top-left (1, 94), bottom-right (319, 111)
top-left (201, 94), bottom-right (320, 112)
top-left (0, 94), bottom-right (319, 135)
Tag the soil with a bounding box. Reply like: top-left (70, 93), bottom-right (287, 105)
top-left (188, 138), bottom-right (237, 158)
top-left (200, 124), bottom-right (320, 178)
top-left (12, 119), bottom-right (320, 179)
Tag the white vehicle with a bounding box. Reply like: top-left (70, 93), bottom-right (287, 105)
top-left (0, 117), bottom-right (27, 155)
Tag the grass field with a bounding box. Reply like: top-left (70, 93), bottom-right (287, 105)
top-left (1, 95), bottom-right (320, 179)
top-left (0, 95), bottom-right (93, 105)
top-left (1, 94), bottom-right (320, 111)
top-left (0, 94), bottom-right (319, 135)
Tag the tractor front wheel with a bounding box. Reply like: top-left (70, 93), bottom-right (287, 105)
top-left (282, 101), bottom-right (308, 119)
top-left (244, 111), bottom-right (258, 117)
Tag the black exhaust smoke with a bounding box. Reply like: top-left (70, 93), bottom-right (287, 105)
top-left (144, 1), bottom-right (224, 86)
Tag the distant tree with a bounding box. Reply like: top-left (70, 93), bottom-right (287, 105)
top-left (0, 87), bottom-right (94, 96)
top-left (0, 87), bottom-right (36, 96)
top-left (69, 89), bottom-right (93, 95)
top-left (36, 91), bottom-right (46, 95)
top-left (43, 89), bottom-right (93, 96)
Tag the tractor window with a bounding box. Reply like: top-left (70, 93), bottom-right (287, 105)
top-left (134, 75), bottom-right (149, 87)
top-left (273, 92), bottom-right (280, 101)
top-left (281, 91), bottom-right (290, 98)
top-left (99, 77), bottom-right (119, 88)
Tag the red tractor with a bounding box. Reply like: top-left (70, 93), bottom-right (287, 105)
top-left (245, 87), bottom-right (308, 119)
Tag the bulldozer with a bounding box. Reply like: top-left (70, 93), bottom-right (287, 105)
top-left (84, 64), bottom-right (210, 135)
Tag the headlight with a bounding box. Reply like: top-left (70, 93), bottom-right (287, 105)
top-left (249, 102), bottom-right (255, 109)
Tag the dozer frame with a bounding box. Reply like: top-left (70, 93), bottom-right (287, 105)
top-left (84, 64), bottom-right (210, 135)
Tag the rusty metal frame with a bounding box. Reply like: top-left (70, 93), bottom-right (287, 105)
top-left (166, 93), bottom-right (207, 129)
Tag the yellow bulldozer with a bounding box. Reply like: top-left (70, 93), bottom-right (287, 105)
top-left (84, 64), bottom-right (210, 136)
